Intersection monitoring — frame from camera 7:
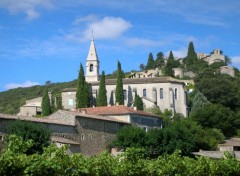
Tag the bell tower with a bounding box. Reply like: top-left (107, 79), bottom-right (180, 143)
top-left (85, 33), bottom-right (99, 83)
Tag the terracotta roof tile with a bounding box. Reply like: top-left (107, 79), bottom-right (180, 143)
top-left (77, 105), bottom-right (160, 118)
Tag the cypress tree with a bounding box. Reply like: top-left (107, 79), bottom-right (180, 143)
top-left (41, 87), bottom-right (51, 116)
top-left (185, 41), bottom-right (198, 67)
top-left (155, 52), bottom-right (165, 68)
top-left (97, 71), bottom-right (107, 106)
top-left (134, 92), bottom-right (144, 110)
top-left (115, 61), bottom-right (124, 105)
top-left (145, 52), bottom-right (155, 70)
top-left (76, 63), bottom-right (87, 108)
top-left (164, 51), bottom-right (180, 77)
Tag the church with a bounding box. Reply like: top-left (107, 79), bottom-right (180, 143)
top-left (62, 36), bottom-right (188, 117)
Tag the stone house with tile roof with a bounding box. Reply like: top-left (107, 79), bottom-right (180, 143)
top-left (0, 106), bottom-right (161, 155)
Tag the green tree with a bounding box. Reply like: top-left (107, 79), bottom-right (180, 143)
top-left (190, 103), bottom-right (240, 137)
top-left (111, 125), bottom-right (146, 149)
top-left (7, 120), bottom-right (51, 154)
top-left (134, 93), bottom-right (144, 110)
top-left (115, 61), bottom-right (124, 105)
top-left (76, 63), bottom-right (91, 108)
top-left (41, 87), bottom-right (51, 116)
top-left (164, 51), bottom-right (180, 77)
top-left (155, 52), bottom-right (165, 68)
top-left (194, 70), bottom-right (240, 110)
top-left (145, 52), bottom-right (155, 70)
top-left (184, 41), bottom-right (198, 68)
top-left (191, 91), bottom-right (210, 112)
top-left (97, 71), bottom-right (107, 106)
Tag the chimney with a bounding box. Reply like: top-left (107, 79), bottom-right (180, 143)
top-left (134, 106), bottom-right (137, 111)
top-left (116, 102), bottom-right (119, 106)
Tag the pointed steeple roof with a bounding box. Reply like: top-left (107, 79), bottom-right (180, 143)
top-left (86, 32), bottom-right (99, 61)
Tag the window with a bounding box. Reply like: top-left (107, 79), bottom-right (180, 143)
top-left (143, 89), bottom-right (146, 97)
top-left (123, 90), bottom-right (127, 100)
top-left (89, 64), bottom-right (93, 72)
top-left (160, 88), bottom-right (163, 99)
top-left (0, 135), bottom-right (3, 141)
top-left (68, 99), bottom-right (73, 106)
top-left (174, 88), bottom-right (178, 99)
top-left (81, 134), bottom-right (85, 141)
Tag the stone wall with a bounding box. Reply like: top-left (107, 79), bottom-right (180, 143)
top-left (75, 116), bottom-right (126, 156)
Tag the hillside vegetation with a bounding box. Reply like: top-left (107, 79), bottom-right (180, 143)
top-left (0, 80), bottom-right (77, 114)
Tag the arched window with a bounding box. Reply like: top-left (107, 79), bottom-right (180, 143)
top-left (123, 90), bottom-right (127, 100)
top-left (89, 64), bottom-right (93, 72)
top-left (160, 88), bottom-right (163, 99)
top-left (143, 89), bottom-right (146, 97)
top-left (174, 88), bottom-right (178, 99)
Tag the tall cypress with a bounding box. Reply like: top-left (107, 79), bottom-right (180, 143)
top-left (185, 41), bottom-right (198, 67)
top-left (41, 87), bottom-right (51, 116)
top-left (145, 52), bottom-right (155, 70)
top-left (97, 71), bottom-right (107, 106)
top-left (164, 51), bottom-right (180, 77)
top-left (115, 61), bottom-right (124, 105)
top-left (76, 63), bottom-right (86, 108)
top-left (155, 52), bottom-right (165, 68)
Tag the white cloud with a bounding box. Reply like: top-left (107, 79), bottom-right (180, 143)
top-left (65, 16), bottom-right (132, 42)
top-left (0, 0), bottom-right (52, 20)
top-left (4, 80), bottom-right (40, 90)
top-left (83, 17), bottom-right (132, 40)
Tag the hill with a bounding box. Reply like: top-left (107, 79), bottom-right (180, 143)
top-left (0, 80), bottom-right (77, 114)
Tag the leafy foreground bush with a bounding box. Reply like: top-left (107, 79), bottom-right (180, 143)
top-left (1, 135), bottom-right (240, 176)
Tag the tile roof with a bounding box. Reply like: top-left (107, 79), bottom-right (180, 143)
top-left (0, 113), bottom-right (74, 126)
top-left (62, 76), bottom-right (184, 92)
top-left (77, 105), bottom-right (160, 118)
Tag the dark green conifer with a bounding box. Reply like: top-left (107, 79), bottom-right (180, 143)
top-left (115, 61), bottom-right (124, 105)
top-left (145, 52), bottom-right (155, 70)
top-left (76, 63), bottom-right (87, 108)
top-left (97, 71), bottom-right (107, 106)
top-left (155, 52), bottom-right (165, 68)
top-left (185, 41), bottom-right (198, 67)
top-left (41, 87), bottom-right (51, 116)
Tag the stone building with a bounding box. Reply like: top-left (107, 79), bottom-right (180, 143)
top-left (0, 106), bottom-right (161, 155)
top-left (220, 66), bottom-right (235, 77)
top-left (19, 92), bottom-right (52, 117)
top-left (198, 49), bottom-right (225, 65)
top-left (62, 37), bottom-right (188, 117)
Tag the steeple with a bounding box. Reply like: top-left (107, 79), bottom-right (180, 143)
top-left (85, 32), bottom-right (99, 82)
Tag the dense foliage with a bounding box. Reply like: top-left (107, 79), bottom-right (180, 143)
top-left (115, 61), bottom-right (124, 105)
top-left (1, 135), bottom-right (239, 176)
top-left (7, 120), bottom-right (51, 154)
top-left (41, 87), bottom-right (52, 116)
top-left (97, 71), bottom-right (107, 106)
top-left (111, 119), bottom-right (224, 158)
top-left (164, 51), bottom-right (181, 77)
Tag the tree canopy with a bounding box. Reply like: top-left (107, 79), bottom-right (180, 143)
top-left (145, 52), bottom-right (155, 70)
top-left (7, 120), bottom-right (51, 154)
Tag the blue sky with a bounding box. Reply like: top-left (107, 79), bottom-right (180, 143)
top-left (0, 0), bottom-right (240, 92)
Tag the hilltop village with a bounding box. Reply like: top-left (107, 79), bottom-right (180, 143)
top-left (0, 36), bottom-right (240, 159)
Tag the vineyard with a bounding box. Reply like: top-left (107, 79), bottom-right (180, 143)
top-left (1, 135), bottom-right (240, 176)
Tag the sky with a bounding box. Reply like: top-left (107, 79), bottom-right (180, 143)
top-left (0, 0), bottom-right (240, 92)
